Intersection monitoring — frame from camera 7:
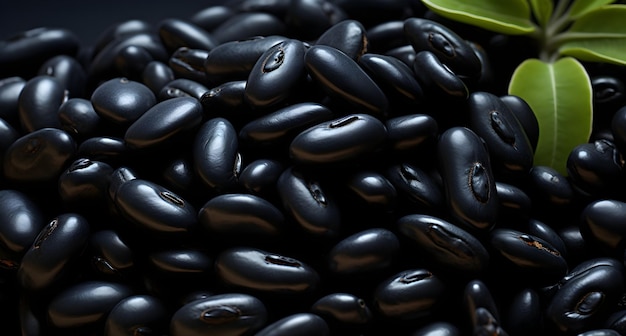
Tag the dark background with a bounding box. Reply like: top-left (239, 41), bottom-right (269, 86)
top-left (0, 1), bottom-right (229, 46)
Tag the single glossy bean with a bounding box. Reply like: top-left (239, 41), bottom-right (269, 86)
top-left (527, 165), bottom-right (574, 208)
top-left (567, 140), bottom-right (623, 197)
top-left (58, 98), bottom-right (102, 140)
top-left (114, 45), bottom-right (154, 81)
top-left (503, 288), bottom-right (543, 336)
top-left (189, 6), bottom-right (236, 32)
top-left (215, 246), bottom-right (320, 293)
top-left (581, 199), bottom-right (626, 256)
top-left (328, 228), bottom-right (399, 274)
top-left (495, 182), bottom-right (532, 222)
top-left (255, 313), bottom-right (330, 336)
top-left (305, 45), bottom-right (388, 115)
top-left (0, 190), bottom-right (44, 269)
top-left (285, 0), bottom-right (348, 40)
top-left (239, 159), bottom-right (284, 196)
top-left (437, 127), bottom-right (498, 231)
top-left (526, 218), bottom-right (568, 258)
top-left (38, 55), bottom-right (86, 98)
top-left (142, 61), bottom-right (175, 96)
top-left (592, 76), bottom-right (626, 120)
top-left (366, 20), bottom-right (407, 53)
top-left (358, 53), bottom-right (424, 104)
top-left (18, 213), bottom-right (90, 291)
top-left (47, 281), bottom-right (133, 329)
top-left (245, 39), bottom-right (307, 108)
top-left (104, 295), bottom-right (168, 336)
top-left (89, 230), bottom-right (134, 278)
top-left (211, 12), bottom-right (287, 43)
top-left (4, 127), bottom-right (76, 183)
top-left (124, 96), bottom-right (203, 150)
top-left (290, 114), bottom-right (387, 164)
top-left (161, 157), bottom-right (198, 197)
top-left (499, 94), bottom-right (539, 152)
top-left (316, 19), bottom-right (367, 60)
top-left (384, 114), bottom-right (437, 152)
top-left (413, 51), bottom-right (468, 99)
top-left (92, 20), bottom-right (153, 58)
top-left (158, 18), bottom-right (218, 53)
top-left (346, 170), bottom-right (397, 210)
top-left (18, 75), bottom-right (67, 132)
top-left (398, 214), bottom-right (489, 275)
top-left (170, 293), bottom-right (267, 336)
top-left (200, 80), bottom-right (248, 115)
top-left (385, 163), bottom-right (443, 212)
top-left (0, 76), bottom-right (26, 126)
top-left (77, 136), bottom-right (127, 163)
top-left (310, 293), bottom-right (372, 325)
top-left (90, 77), bottom-right (156, 126)
top-left (159, 78), bottom-right (209, 101)
top-left (168, 47), bottom-right (211, 85)
top-left (58, 158), bottom-right (114, 210)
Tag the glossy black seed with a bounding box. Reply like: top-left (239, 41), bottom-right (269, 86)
top-left (373, 268), bottom-right (447, 320)
top-left (404, 18), bottom-right (481, 79)
top-left (92, 20), bottom-right (154, 58)
top-left (464, 279), bottom-right (501, 329)
top-left (215, 246), bottom-right (319, 293)
top-left (499, 95), bottom-right (539, 152)
top-left (77, 136), bottom-right (127, 163)
top-left (47, 281), bottom-right (133, 329)
top-left (290, 113), bottom-right (387, 164)
top-left (366, 20), bottom-right (407, 53)
top-left (286, 0), bottom-right (348, 40)
top-left (346, 170), bottom-right (397, 210)
top-left (170, 293), bottom-right (267, 336)
top-left (192, 117), bottom-right (241, 192)
top-left (328, 228), bottom-right (399, 274)
top-left (114, 45), bottom-right (154, 81)
top-left (114, 178), bottom-right (197, 236)
top-left (316, 19), bottom-right (368, 60)
top-left (189, 6), bottom-right (236, 32)
top-left (398, 214), bottom-right (489, 275)
top-left (158, 18), bottom-right (218, 53)
top-left (526, 218), bottom-right (568, 258)
top-left (18, 75), bottom-right (67, 132)
top-left (495, 182), bottom-right (532, 222)
top-left (239, 159), bottom-right (284, 196)
top-left (38, 55), bottom-right (86, 98)
top-left (385, 44), bottom-right (417, 67)
top-left (527, 165), bottom-right (574, 207)
top-left (0, 76), bottom-right (26, 126)
top-left (211, 12), bottom-right (287, 43)
top-left (592, 76), bottom-right (626, 122)
top-left (358, 53), bottom-right (424, 104)
top-left (245, 39), bottom-right (307, 108)
top-left (104, 295), bottom-right (168, 336)
top-left (107, 166), bottom-right (138, 204)
top-left (142, 61), bottom-right (176, 96)
top-left (385, 114), bottom-right (437, 152)
top-left (89, 230), bottom-right (134, 278)
top-left (147, 249), bottom-right (212, 285)
top-left (503, 288), bottom-right (543, 336)
top-left (90, 77), bottom-right (156, 126)
top-left (305, 45), bottom-right (388, 115)
top-left (255, 313), bottom-right (330, 336)
top-left (413, 51), bottom-right (468, 99)
top-left (410, 321), bottom-right (461, 336)
top-left (385, 163), bottom-right (443, 212)
top-left (168, 47), bottom-right (211, 85)
top-left (0, 27), bottom-right (80, 78)
top-left (581, 199), bottom-right (626, 256)
top-left (437, 127), bottom-right (498, 231)
top-left (567, 139), bottom-right (623, 197)
top-left (200, 80), bottom-right (248, 114)
top-left (0, 190), bottom-right (45, 266)
top-left (159, 78), bottom-right (209, 101)
top-left (311, 293), bottom-right (372, 325)
top-left (4, 127), bottom-right (76, 183)
top-left (124, 96), bottom-right (203, 150)
top-left (58, 98), bottom-right (102, 140)
top-left (58, 158), bottom-right (114, 210)
top-left (198, 193), bottom-right (285, 236)
top-left (18, 213), bottom-right (90, 291)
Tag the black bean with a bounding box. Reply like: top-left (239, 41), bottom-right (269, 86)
top-left (103, 295), bottom-right (169, 336)
top-left (124, 96), bottom-right (203, 150)
top-left (159, 78), bottom-right (210, 101)
top-left (146, 249), bottom-right (212, 297)
top-left (315, 19), bottom-right (368, 60)
top-left (89, 230), bottom-right (134, 278)
top-left (57, 98), bottom-right (102, 140)
top-left (385, 44), bottom-right (417, 67)
top-left (398, 214), bottom-right (489, 275)
top-left (189, 6), bottom-right (236, 32)
top-left (310, 293), bottom-right (372, 325)
top-left (77, 136), bottom-right (127, 163)
top-left (168, 47), bottom-right (211, 85)
top-left (467, 91), bottom-right (534, 178)
top-left (4, 128), bottom-right (76, 183)
top-left (0, 118), bottom-right (19, 163)
top-left (0, 190), bottom-right (45, 269)
top-left (239, 158), bottom-right (284, 196)
top-left (192, 117), bottom-right (241, 192)
top-left (142, 61), bottom-right (176, 96)
top-left (592, 76), bottom-right (626, 120)
top-left (198, 193), bottom-right (285, 237)
top-left (404, 18), bottom-right (481, 79)
top-left (410, 321), bottom-right (461, 336)
top-left (499, 94), bottom-right (540, 153)
top-left (471, 307), bottom-right (508, 336)
top-left (358, 53), bottom-right (425, 105)
top-left (160, 157), bottom-right (199, 198)
top-left (38, 55), bottom-right (86, 98)
top-left (327, 228), bottom-right (399, 275)
top-left (215, 246), bottom-right (320, 294)
top-left (92, 20), bottom-right (153, 59)
top-left (114, 178), bottom-right (197, 237)
top-left (170, 293), bottom-right (267, 336)
top-left (581, 199), bottom-right (626, 257)
top-left (366, 20), bottom-right (407, 53)
top-left (58, 158), bottom-right (114, 210)
top-left (158, 18), bottom-right (218, 53)
top-left (200, 80), bottom-right (249, 116)
top-left (255, 313), bottom-right (330, 336)
top-left (495, 182), bottom-right (532, 223)
top-left (107, 166), bottom-right (138, 205)
top-left (526, 218), bottom-right (568, 258)
top-left (47, 281), bottom-right (133, 329)
top-left (604, 310), bottom-right (626, 335)
top-left (305, 45), bottom-right (388, 115)
top-left (385, 163), bottom-right (443, 213)
top-left (290, 114), bottom-right (387, 164)
top-left (90, 77), bottom-right (156, 126)
top-left (0, 27), bottom-right (80, 78)
top-left (277, 166), bottom-right (340, 237)
top-left (203, 35), bottom-right (286, 83)
top-left (373, 268), bottom-right (447, 320)
top-left (285, 0), bottom-right (348, 41)
top-left (245, 39), bottom-right (307, 108)
top-left (546, 258), bottom-right (625, 334)
top-left (464, 279), bottom-right (501, 323)
top-left (384, 114), bottom-right (437, 152)
top-left (346, 170), bottom-right (397, 210)
top-left (413, 50), bottom-right (468, 99)
top-left (567, 139), bottom-right (623, 197)
top-left (17, 213), bottom-right (90, 291)
top-left (527, 165), bottom-right (574, 209)
top-left (211, 12), bottom-right (287, 44)
top-left (114, 45), bottom-right (154, 81)
top-left (503, 288), bottom-right (543, 336)
top-left (0, 76), bottom-right (26, 126)
top-left (437, 127), bottom-right (498, 231)
top-left (18, 75), bottom-right (67, 132)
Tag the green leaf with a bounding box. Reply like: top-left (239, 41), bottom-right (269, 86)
top-left (529, 0), bottom-right (553, 28)
top-left (508, 57), bottom-right (592, 176)
top-left (558, 5), bottom-right (626, 65)
top-left (567, 0), bottom-right (615, 19)
top-left (421, 0), bottom-right (536, 35)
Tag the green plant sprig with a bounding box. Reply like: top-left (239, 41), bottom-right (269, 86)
top-left (421, 0), bottom-right (626, 175)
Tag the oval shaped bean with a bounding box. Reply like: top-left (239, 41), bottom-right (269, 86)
top-left (316, 19), bottom-right (367, 60)
top-left (567, 140), bottom-right (623, 197)
top-left (255, 313), bottom-right (330, 336)
top-left (503, 288), bottom-right (543, 336)
top-left (18, 213), bottom-right (90, 291)
top-left (499, 94), bottom-right (539, 152)
top-left (328, 228), bottom-right (399, 275)
top-left (366, 20), bottom-right (407, 53)
top-left (385, 163), bottom-right (443, 212)
top-left (18, 75), bottom-right (66, 132)
top-left (90, 77), bottom-right (156, 126)
top-left (142, 61), bottom-right (175, 95)
top-left (216, 246), bottom-right (319, 294)
top-left (346, 170), bottom-right (397, 210)
top-left (4, 127), bottom-right (76, 183)
top-left (170, 293), bottom-right (267, 336)
top-left (277, 166), bottom-right (341, 237)
top-left (190, 6), bottom-right (236, 32)
top-left (305, 45), bottom-right (388, 115)
top-left (290, 114), bottom-right (387, 164)
top-left (358, 53), bottom-right (424, 104)
top-left (581, 199), bottom-right (626, 256)
top-left (200, 80), bottom-right (248, 115)
top-left (311, 293), bottom-right (372, 325)
top-left (495, 182), bottom-right (532, 222)
top-left (239, 159), bottom-right (284, 196)
top-left (437, 127), bottom-right (498, 231)
top-left (158, 18), bottom-right (218, 53)
top-left (114, 178), bottom-right (197, 236)
top-left (398, 214), bottom-right (489, 275)
top-left (159, 78), bottom-right (209, 101)
top-left (58, 158), bottom-right (114, 209)
top-left (286, 0), bottom-right (348, 40)
top-left (104, 295), bottom-right (168, 336)
top-left (527, 165), bottom-right (574, 207)
top-left (168, 47), bottom-right (210, 84)
top-left (373, 268), bottom-right (447, 320)
top-left (198, 193), bottom-right (284, 236)
top-left (0, 76), bottom-right (25, 126)
top-left (58, 98), bottom-right (102, 140)
top-left (77, 136), bottom-right (127, 163)
top-left (124, 97), bottom-right (203, 150)
top-left (211, 12), bottom-right (287, 43)
top-left (192, 117), bottom-right (241, 192)
top-left (47, 281), bottom-right (133, 329)
top-left (89, 230), bottom-right (134, 278)
top-left (38, 55), bottom-right (86, 98)
top-left (114, 45), bottom-right (154, 81)
top-left (92, 20), bottom-right (153, 57)
top-left (413, 51), bottom-right (468, 99)
top-left (0, 190), bottom-right (44, 266)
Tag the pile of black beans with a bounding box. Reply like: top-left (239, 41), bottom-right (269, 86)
top-left (3, 0), bottom-right (626, 335)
